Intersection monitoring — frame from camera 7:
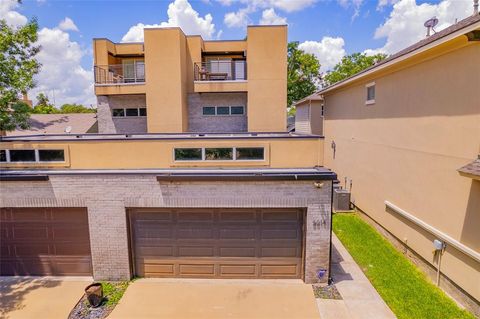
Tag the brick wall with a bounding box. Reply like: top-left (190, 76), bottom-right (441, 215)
top-left (188, 93), bottom-right (247, 132)
top-left (97, 95), bottom-right (147, 134)
top-left (0, 175), bottom-right (332, 283)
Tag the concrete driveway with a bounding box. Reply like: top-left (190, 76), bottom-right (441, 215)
top-left (0, 277), bottom-right (90, 319)
top-left (110, 279), bottom-right (320, 319)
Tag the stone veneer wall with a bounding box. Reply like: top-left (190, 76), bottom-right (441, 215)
top-left (0, 175), bottom-right (332, 283)
top-left (97, 95), bottom-right (147, 134)
top-left (188, 93), bottom-right (248, 132)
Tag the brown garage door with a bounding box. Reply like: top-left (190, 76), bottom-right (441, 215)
top-left (0, 208), bottom-right (92, 276)
top-left (129, 208), bottom-right (304, 279)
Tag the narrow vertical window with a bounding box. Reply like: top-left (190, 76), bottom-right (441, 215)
top-left (366, 82), bottom-right (375, 105)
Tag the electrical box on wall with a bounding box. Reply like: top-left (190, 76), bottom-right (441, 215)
top-left (334, 188), bottom-right (351, 211)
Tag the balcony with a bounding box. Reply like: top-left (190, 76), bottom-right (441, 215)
top-left (94, 64), bottom-right (146, 95)
top-left (194, 60), bottom-right (247, 93)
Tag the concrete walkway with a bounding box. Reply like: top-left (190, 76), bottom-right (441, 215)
top-left (0, 276), bottom-right (91, 319)
top-left (110, 278), bottom-right (320, 319)
top-left (316, 235), bottom-right (396, 319)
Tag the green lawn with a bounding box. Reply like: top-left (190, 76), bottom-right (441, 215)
top-left (333, 213), bottom-right (475, 319)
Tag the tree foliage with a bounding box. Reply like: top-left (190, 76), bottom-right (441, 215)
top-left (0, 18), bottom-right (40, 131)
top-left (323, 52), bottom-right (387, 86)
top-left (31, 93), bottom-right (96, 114)
top-left (287, 42), bottom-right (321, 108)
top-left (59, 103), bottom-right (96, 113)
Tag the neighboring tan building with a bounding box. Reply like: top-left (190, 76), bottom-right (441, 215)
top-left (296, 14), bottom-right (480, 314)
top-left (0, 26), bottom-right (335, 286)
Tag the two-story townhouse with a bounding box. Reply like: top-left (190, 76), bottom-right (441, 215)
top-left (295, 13), bottom-right (480, 314)
top-left (0, 25), bottom-right (336, 286)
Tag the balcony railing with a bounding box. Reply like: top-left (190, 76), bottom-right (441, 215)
top-left (94, 64), bottom-right (145, 85)
top-left (194, 60), bottom-right (247, 81)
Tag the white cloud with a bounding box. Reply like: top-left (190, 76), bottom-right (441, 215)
top-left (370, 0), bottom-right (472, 54)
top-left (121, 0), bottom-right (216, 42)
top-left (31, 27), bottom-right (95, 107)
top-left (336, 0), bottom-right (364, 20)
top-left (223, 0), bottom-right (316, 28)
top-left (259, 8), bottom-right (287, 25)
top-left (299, 37), bottom-right (346, 71)
top-left (0, 0), bottom-right (28, 27)
top-left (2, 3), bottom-right (95, 106)
top-left (224, 8), bottom-right (251, 28)
top-left (58, 17), bottom-right (79, 32)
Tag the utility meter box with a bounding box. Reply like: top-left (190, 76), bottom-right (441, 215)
top-left (334, 189), bottom-right (351, 211)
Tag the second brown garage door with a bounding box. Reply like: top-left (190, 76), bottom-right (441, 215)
top-left (129, 208), bottom-right (304, 279)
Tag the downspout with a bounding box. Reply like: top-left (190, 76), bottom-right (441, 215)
top-left (328, 180), bottom-right (334, 285)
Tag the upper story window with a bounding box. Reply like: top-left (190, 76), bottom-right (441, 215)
top-left (174, 147), bottom-right (264, 161)
top-left (194, 58), bottom-right (247, 81)
top-left (122, 59), bottom-right (145, 83)
top-left (366, 82), bottom-right (375, 105)
top-left (112, 108), bottom-right (147, 117)
top-left (94, 57), bottom-right (145, 85)
top-left (202, 106), bottom-right (245, 116)
top-left (0, 149), bottom-right (65, 163)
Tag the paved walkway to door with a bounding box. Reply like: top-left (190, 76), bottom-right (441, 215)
top-left (109, 278), bottom-right (320, 319)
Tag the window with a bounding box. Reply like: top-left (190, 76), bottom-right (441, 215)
top-left (216, 107), bottom-right (230, 115)
top-left (366, 82), bottom-right (375, 104)
top-left (112, 108), bottom-right (147, 117)
top-left (38, 150), bottom-right (65, 162)
top-left (174, 148), bottom-right (202, 161)
top-left (205, 148), bottom-right (233, 160)
top-left (126, 108), bottom-right (139, 117)
top-left (236, 147), bottom-right (264, 160)
top-left (203, 107), bottom-right (216, 115)
top-left (9, 150), bottom-right (36, 162)
top-left (174, 147), bottom-right (265, 162)
top-left (231, 106), bottom-right (245, 115)
top-left (202, 106), bottom-right (245, 116)
top-left (122, 59), bottom-right (145, 83)
top-left (112, 109), bottom-right (125, 117)
top-left (1, 149), bottom-right (66, 163)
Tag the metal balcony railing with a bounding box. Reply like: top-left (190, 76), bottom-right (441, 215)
top-left (94, 64), bottom-right (145, 84)
top-left (194, 60), bottom-right (247, 81)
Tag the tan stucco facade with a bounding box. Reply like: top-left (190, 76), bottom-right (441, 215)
top-left (92, 26), bottom-right (288, 134)
top-left (320, 33), bottom-right (480, 304)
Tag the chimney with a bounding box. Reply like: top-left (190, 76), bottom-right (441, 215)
top-left (21, 92), bottom-right (32, 107)
top-left (474, 0), bottom-right (479, 15)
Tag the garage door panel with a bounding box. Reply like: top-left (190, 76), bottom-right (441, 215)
top-left (130, 208), bottom-right (303, 279)
top-left (0, 208), bottom-right (92, 276)
top-left (133, 211), bottom-right (174, 221)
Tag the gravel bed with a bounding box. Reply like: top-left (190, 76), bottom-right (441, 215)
top-left (312, 284), bottom-right (343, 299)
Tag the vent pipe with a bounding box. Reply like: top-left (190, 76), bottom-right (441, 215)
top-left (474, 0), bottom-right (479, 15)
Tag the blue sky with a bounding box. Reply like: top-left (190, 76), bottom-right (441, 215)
top-left (2, 0), bottom-right (474, 106)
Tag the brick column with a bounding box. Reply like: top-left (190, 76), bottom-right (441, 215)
top-left (304, 203), bottom-right (331, 284)
top-left (97, 96), bottom-right (116, 133)
top-left (87, 200), bottom-right (130, 280)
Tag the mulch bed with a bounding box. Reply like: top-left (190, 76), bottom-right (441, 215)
top-left (312, 284), bottom-right (343, 299)
top-left (68, 282), bottom-right (128, 319)
top-left (68, 295), bottom-right (113, 319)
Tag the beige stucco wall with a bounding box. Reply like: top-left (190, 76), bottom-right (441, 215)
top-left (322, 39), bottom-right (480, 302)
top-left (247, 26), bottom-right (287, 132)
top-left (0, 137), bottom-right (324, 170)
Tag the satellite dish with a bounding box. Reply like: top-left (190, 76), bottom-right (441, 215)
top-left (424, 17), bottom-right (438, 37)
top-left (65, 126), bottom-right (72, 134)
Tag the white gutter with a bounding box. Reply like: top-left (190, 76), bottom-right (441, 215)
top-left (321, 20), bottom-right (480, 95)
top-left (385, 201), bottom-right (480, 263)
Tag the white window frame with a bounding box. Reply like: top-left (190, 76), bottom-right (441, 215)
top-left (1, 149), bottom-right (66, 163)
top-left (365, 82), bottom-right (376, 105)
top-left (173, 146), bottom-right (264, 162)
top-left (112, 107), bottom-right (147, 118)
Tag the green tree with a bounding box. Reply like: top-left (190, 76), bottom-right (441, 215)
top-left (287, 42), bottom-right (321, 108)
top-left (59, 103), bottom-right (96, 113)
top-left (32, 93), bottom-right (57, 114)
top-left (323, 52), bottom-right (387, 86)
top-left (0, 18), bottom-right (41, 132)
